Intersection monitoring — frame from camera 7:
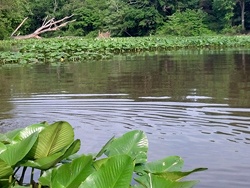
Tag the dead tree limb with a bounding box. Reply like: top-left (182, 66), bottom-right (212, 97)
top-left (11, 15), bottom-right (75, 39)
top-left (11, 17), bottom-right (28, 37)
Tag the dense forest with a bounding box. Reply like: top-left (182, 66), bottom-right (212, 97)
top-left (0, 0), bottom-right (249, 39)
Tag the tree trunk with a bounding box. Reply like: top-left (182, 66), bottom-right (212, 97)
top-left (239, 0), bottom-right (245, 31)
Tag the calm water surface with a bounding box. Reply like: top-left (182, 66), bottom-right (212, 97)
top-left (0, 49), bottom-right (250, 187)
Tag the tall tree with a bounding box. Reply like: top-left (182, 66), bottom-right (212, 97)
top-left (237, 0), bottom-right (246, 31)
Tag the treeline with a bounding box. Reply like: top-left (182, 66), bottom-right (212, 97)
top-left (0, 0), bottom-right (249, 39)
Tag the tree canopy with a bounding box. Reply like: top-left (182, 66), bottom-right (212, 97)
top-left (0, 0), bottom-right (250, 39)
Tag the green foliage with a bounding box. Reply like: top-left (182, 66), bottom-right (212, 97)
top-left (0, 121), bottom-right (207, 187)
top-left (0, 0), bottom-right (31, 39)
top-left (0, 17), bottom-right (9, 40)
top-left (39, 155), bottom-right (94, 187)
top-left (212, 0), bottom-right (235, 30)
top-left (104, 130), bottom-right (148, 164)
top-left (69, 7), bottom-right (102, 36)
top-left (2, 35), bottom-right (250, 66)
top-left (79, 155), bottom-right (134, 188)
top-left (2, 0), bottom-right (250, 37)
top-left (158, 9), bottom-right (213, 36)
top-left (103, 1), bottom-right (164, 36)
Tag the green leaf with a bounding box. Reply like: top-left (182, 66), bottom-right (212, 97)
top-left (0, 134), bottom-right (11, 144)
top-left (135, 156), bottom-right (184, 175)
top-left (12, 122), bottom-right (48, 143)
top-left (0, 158), bottom-right (13, 178)
top-left (0, 133), bottom-right (38, 166)
top-left (22, 139), bottom-right (81, 170)
top-left (79, 155), bottom-right (134, 188)
top-left (93, 158), bottom-right (109, 170)
top-left (4, 128), bottom-right (23, 141)
top-left (21, 152), bottom-right (64, 170)
top-left (38, 168), bottom-right (54, 187)
top-left (94, 135), bottom-right (115, 159)
top-left (153, 168), bottom-right (208, 181)
top-left (105, 130), bottom-right (148, 164)
top-left (59, 139), bottom-right (81, 160)
top-left (50, 155), bottom-right (94, 188)
top-left (1, 122), bottom-right (47, 145)
top-left (27, 121), bottom-right (74, 159)
top-left (135, 173), bottom-right (198, 188)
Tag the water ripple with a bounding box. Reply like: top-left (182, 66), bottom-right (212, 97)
top-left (3, 93), bottom-right (249, 145)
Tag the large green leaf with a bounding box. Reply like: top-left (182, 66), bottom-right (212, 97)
top-left (27, 121), bottom-right (74, 159)
top-left (135, 173), bottom-right (198, 188)
top-left (0, 158), bottom-right (13, 178)
top-left (4, 128), bottom-right (23, 141)
top-left (79, 155), bottom-right (134, 188)
top-left (12, 122), bottom-right (48, 143)
top-left (0, 133), bottom-right (38, 166)
top-left (1, 122), bottom-right (47, 145)
top-left (46, 155), bottom-right (94, 188)
top-left (22, 139), bottom-right (80, 170)
top-left (94, 135), bottom-right (115, 159)
top-left (135, 156), bottom-right (184, 175)
top-left (59, 139), bottom-right (81, 160)
top-left (105, 130), bottom-right (148, 164)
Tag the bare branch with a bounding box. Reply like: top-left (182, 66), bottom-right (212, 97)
top-left (37, 19), bottom-right (76, 35)
top-left (34, 15), bottom-right (74, 34)
top-left (11, 15), bottom-right (75, 39)
top-left (42, 16), bottom-right (49, 26)
top-left (11, 17), bottom-right (28, 37)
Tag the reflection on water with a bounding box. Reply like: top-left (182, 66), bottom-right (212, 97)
top-left (1, 49), bottom-right (250, 188)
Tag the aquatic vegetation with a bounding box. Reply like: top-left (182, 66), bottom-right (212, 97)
top-left (1, 35), bottom-right (250, 65)
top-left (0, 121), bottom-right (207, 188)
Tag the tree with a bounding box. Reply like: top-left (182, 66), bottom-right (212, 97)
top-left (237, 0), bottom-right (246, 31)
top-left (157, 9), bottom-right (213, 36)
top-left (103, 0), bottom-right (164, 36)
top-left (212, 0), bottom-right (235, 31)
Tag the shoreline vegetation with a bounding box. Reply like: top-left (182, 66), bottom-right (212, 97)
top-left (1, 35), bottom-right (250, 65)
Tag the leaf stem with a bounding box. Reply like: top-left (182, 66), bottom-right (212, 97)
top-left (30, 167), bottom-right (34, 187)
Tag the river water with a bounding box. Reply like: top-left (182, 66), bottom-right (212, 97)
top-left (0, 49), bottom-right (250, 187)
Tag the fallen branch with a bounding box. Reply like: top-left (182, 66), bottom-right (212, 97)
top-left (11, 15), bottom-right (75, 39)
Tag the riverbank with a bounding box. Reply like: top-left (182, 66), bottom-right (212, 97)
top-left (1, 35), bottom-right (250, 65)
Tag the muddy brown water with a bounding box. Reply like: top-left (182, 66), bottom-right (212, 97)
top-left (0, 49), bottom-right (250, 187)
